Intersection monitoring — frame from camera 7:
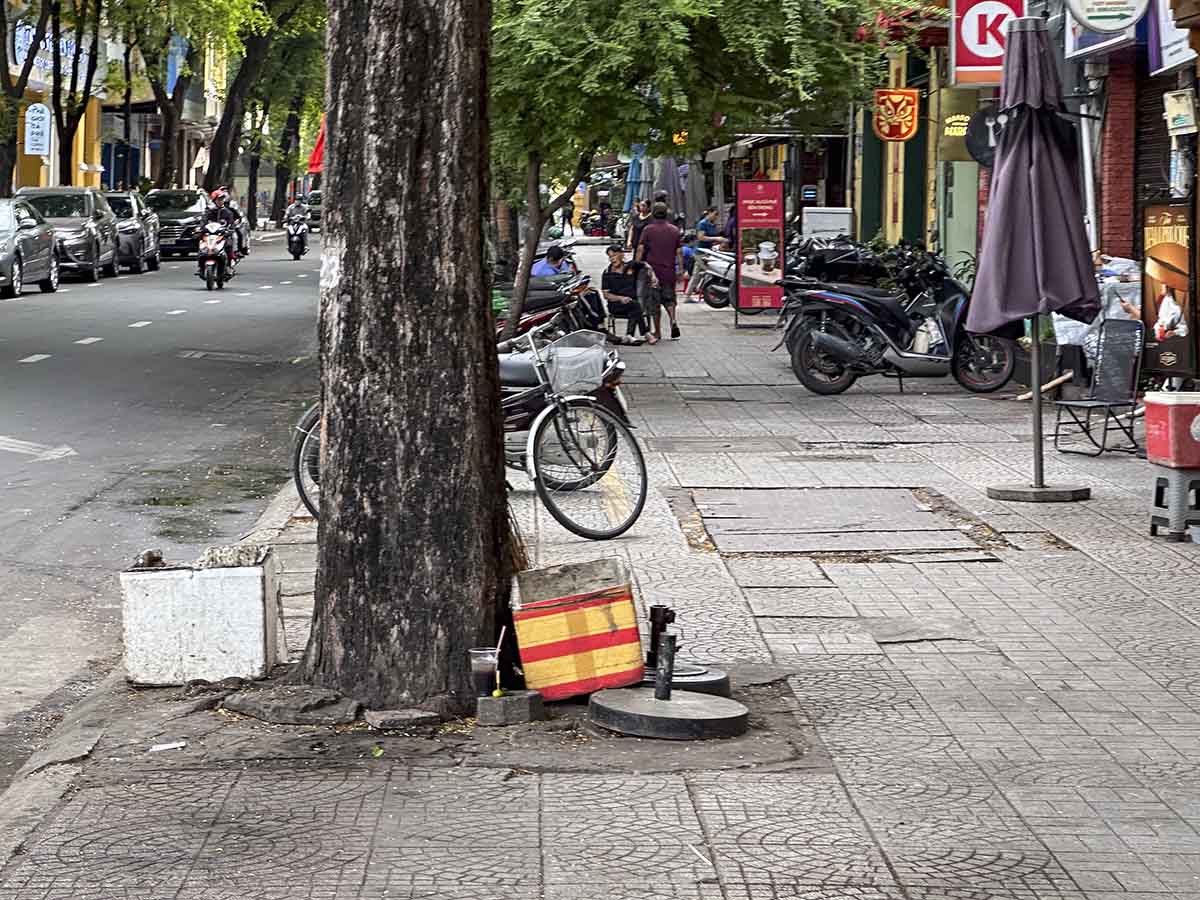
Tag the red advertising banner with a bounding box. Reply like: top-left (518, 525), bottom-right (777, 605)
top-left (735, 180), bottom-right (785, 310)
top-left (952, 0), bottom-right (1025, 85)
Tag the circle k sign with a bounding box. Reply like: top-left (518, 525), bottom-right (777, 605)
top-left (953, 0), bottom-right (1025, 84)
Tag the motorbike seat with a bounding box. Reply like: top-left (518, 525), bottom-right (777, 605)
top-left (497, 352), bottom-right (541, 388)
top-left (825, 282), bottom-right (909, 311)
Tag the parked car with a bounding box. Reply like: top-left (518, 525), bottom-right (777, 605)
top-left (15, 186), bottom-right (119, 281)
top-left (306, 190), bottom-right (322, 230)
top-left (145, 189), bottom-right (212, 257)
top-left (0, 198), bottom-right (59, 297)
top-left (104, 191), bottom-right (161, 273)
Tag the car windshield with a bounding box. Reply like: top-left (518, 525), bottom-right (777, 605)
top-left (25, 194), bottom-right (87, 218)
top-left (146, 192), bottom-right (205, 214)
top-left (107, 197), bottom-right (134, 218)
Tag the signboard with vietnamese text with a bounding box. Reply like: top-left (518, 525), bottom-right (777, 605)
top-left (1065, 8), bottom-right (1137, 57)
top-left (1065, 0), bottom-right (1148, 33)
top-left (1150, 0), bottom-right (1197, 75)
top-left (11, 20), bottom-right (92, 85)
top-left (23, 103), bottom-right (49, 156)
top-left (951, 0), bottom-right (1025, 85)
top-left (735, 180), bottom-right (785, 312)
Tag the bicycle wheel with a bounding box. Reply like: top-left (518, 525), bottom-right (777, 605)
top-left (531, 400), bottom-right (647, 540)
top-left (292, 402), bottom-right (322, 518)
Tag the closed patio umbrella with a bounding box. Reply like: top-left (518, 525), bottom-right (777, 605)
top-left (683, 157), bottom-right (709, 228)
top-left (970, 17), bottom-right (1099, 503)
top-left (654, 156), bottom-right (685, 220)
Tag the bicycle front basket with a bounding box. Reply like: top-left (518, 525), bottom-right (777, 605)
top-left (546, 330), bottom-right (608, 393)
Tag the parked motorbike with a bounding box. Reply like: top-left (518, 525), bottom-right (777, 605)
top-left (195, 222), bottom-right (235, 291)
top-left (691, 247), bottom-right (736, 309)
top-left (286, 215), bottom-right (309, 259)
top-left (777, 245), bottom-right (1016, 395)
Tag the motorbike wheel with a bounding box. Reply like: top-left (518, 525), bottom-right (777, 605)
top-left (790, 323), bottom-right (859, 395)
top-left (702, 284), bottom-right (729, 309)
top-left (205, 267), bottom-right (215, 291)
top-left (952, 334), bottom-right (1016, 393)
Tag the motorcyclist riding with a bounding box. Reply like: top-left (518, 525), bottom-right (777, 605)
top-left (285, 197), bottom-right (309, 221)
top-left (205, 188), bottom-right (243, 262)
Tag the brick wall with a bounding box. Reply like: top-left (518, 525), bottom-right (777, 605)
top-left (1100, 57), bottom-right (1137, 258)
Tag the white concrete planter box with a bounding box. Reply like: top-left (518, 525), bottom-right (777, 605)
top-left (120, 546), bottom-right (288, 686)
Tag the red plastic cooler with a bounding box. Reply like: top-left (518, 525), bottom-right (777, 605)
top-left (1145, 392), bottom-right (1200, 468)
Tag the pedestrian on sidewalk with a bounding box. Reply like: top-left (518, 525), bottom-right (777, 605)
top-left (637, 202), bottom-right (683, 341)
top-left (696, 207), bottom-right (722, 248)
top-left (627, 199), bottom-right (652, 252)
top-left (561, 200), bottom-right (575, 236)
top-left (531, 245), bottom-right (575, 277)
top-left (681, 231), bottom-right (699, 301)
top-left (601, 243), bottom-right (652, 343)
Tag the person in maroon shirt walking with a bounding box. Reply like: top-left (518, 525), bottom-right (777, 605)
top-left (636, 202), bottom-right (684, 341)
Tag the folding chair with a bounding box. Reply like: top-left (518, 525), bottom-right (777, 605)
top-left (1053, 318), bottom-right (1144, 456)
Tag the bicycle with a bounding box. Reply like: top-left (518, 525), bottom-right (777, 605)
top-left (293, 316), bottom-right (647, 541)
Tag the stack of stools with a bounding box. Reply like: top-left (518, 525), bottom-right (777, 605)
top-left (1145, 392), bottom-right (1200, 542)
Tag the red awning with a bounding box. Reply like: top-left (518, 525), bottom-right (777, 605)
top-left (307, 116), bottom-right (326, 174)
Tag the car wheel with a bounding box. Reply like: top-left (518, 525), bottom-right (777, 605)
top-left (103, 245), bottom-right (119, 278)
top-left (1, 257), bottom-right (22, 298)
top-left (87, 245), bottom-right (101, 283)
top-left (39, 253), bottom-right (59, 293)
top-left (147, 247), bottom-right (161, 271)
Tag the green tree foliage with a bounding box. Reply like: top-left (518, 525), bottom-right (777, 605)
top-left (491, 0), bottom-right (925, 329)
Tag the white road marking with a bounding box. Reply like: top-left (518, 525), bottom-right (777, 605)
top-left (0, 435), bottom-right (77, 460)
top-left (74, 337), bottom-right (103, 345)
top-left (259, 285), bottom-right (273, 290)
top-left (298, 274), bottom-right (308, 278)
top-left (87, 283), bottom-right (101, 288)
top-left (129, 320), bottom-right (152, 328)
top-left (166, 309), bottom-right (187, 315)
top-left (170, 265), bottom-right (181, 269)
top-left (18, 354), bottom-right (50, 363)
top-left (280, 280), bottom-right (293, 285)
top-left (204, 299), bottom-right (222, 304)
top-left (236, 292), bottom-right (252, 296)
top-left (59, 288), bottom-right (71, 293)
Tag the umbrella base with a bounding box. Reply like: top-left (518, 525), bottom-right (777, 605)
top-left (987, 483), bottom-right (1091, 503)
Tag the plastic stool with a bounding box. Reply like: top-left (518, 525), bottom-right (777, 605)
top-left (1150, 466), bottom-right (1200, 542)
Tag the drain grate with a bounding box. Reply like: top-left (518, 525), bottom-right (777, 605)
top-left (178, 349), bottom-right (280, 364)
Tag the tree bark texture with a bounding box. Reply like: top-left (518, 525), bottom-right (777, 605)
top-left (299, 0), bottom-right (506, 712)
top-left (51, 0), bottom-right (102, 186)
top-left (123, 40), bottom-right (134, 187)
top-left (247, 100), bottom-right (268, 230)
top-left (494, 198), bottom-right (517, 281)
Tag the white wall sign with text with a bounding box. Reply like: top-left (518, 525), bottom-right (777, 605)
top-left (1065, 0), bottom-right (1149, 33)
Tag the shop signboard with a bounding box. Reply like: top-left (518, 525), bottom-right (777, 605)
top-left (873, 89), bottom-right (920, 142)
top-left (1065, 0), bottom-right (1149, 33)
top-left (938, 89), bottom-right (979, 163)
top-left (1150, 0), bottom-right (1197, 75)
top-left (22, 103), bottom-right (49, 156)
top-left (735, 180), bottom-right (785, 311)
top-left (1142, 203), bottom-right (1197, 375)
top-left (1065, 9), bottom-right (1137, 57)
top-left (951, 0), bottom-right (1025, 85)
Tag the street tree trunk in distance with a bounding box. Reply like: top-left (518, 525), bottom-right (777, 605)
top-left (246, 100), bottom-right (268, 229)
top-left (141, 37), bottom-right (198, 188)
top-left (0, 3), bottom-right (51, 196)
top-left (50, 0), bottom-right (102, 186)
top-left (298, 0), bottom-right (507, 711)
top-left (269, 93), bottom-right (302, 225)
top-left (502, 148), bottom-right (593, 337)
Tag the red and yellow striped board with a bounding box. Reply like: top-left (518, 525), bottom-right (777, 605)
top-left (514, 583), bottom-right (645, 701)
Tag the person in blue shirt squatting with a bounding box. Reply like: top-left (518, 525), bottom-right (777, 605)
top-left (696, 207), bottom-right (723, 247)
top-left (680, 231), bottom-right (698, 301)
top-left (531, 245), bottom-right (576, 278)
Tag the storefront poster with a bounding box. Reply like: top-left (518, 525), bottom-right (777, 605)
top-left (1150, 0), bottom-right (1197, 75)
top-left (1064, 10), bottom-right (1137, 57)
top-left (951, 0), bottom-right (1025, 85)
top-left (1142, 204), bottom-right (1196, 374)
top-left (736, 181), bottom-right (785, 310)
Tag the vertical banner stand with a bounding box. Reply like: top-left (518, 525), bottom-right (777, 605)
top-left (734, 180), bottom-right (786, 330)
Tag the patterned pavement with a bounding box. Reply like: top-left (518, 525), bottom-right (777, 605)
top-left (4, 292), bottom-right (1200, 898)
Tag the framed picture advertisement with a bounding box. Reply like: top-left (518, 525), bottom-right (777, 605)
top-left (735, 180), bottom-right (785, 312)
top-left (1142, 203), bottom-right (1197, 375)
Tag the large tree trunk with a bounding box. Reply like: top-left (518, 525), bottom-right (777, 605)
top-left (50, 0), bottom-right (101, 186)
top-left (269, 97), bottom-right (301, 225)
top-left (495, 197), bottom-right (518, 281)
top-left (246, 100), bottom-right (268, 230)
top-left (298, 0), bottom-right (505, 711)
top-left (144, 41), bottom-right (197, 189)
top-left (156, 103), bottom-right (178, 187)
top-left (204, 34), bottom-right (273, 192)
top-left (0, 135), bottom-right (16, 197)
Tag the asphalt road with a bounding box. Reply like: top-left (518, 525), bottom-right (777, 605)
top-left (0, 232), bottom-right (320, 786)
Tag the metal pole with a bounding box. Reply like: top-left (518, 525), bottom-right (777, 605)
top-left (1030, 314), bottom-right (1045, 489)
top-left (654, 635), bottom-right (676, 701)
top-left (1079, 101), bottom-right (1099, 251)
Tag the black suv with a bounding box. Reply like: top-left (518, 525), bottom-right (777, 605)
top-left (145, 189), bottom-right (212, 257)
top-left (15, 186), bottom-right (119, 281)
